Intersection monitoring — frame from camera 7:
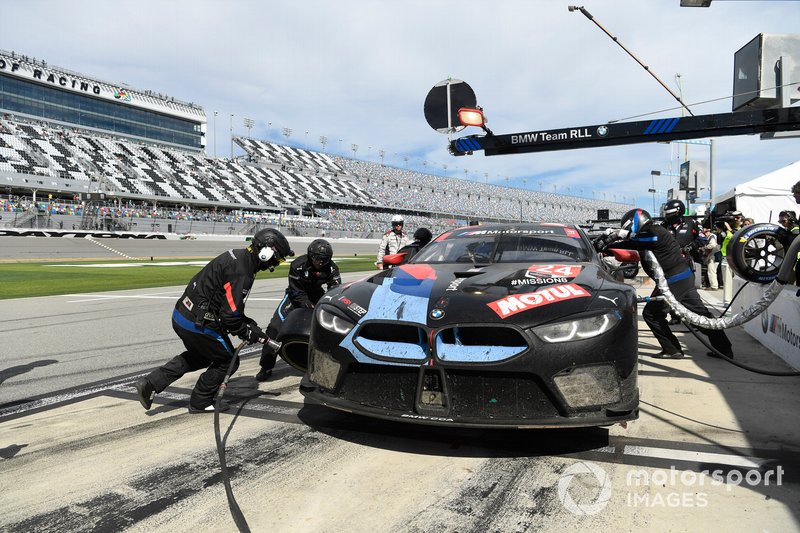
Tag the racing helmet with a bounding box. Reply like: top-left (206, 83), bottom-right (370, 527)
top-left (252, 228), bottom-right (294, 270)
top-left (663, 199), bottom-right (685, 222)
top-left (621, 208), bottom-right (652, 238)
top-left (307, 238), bottom-right (333, 268)
top-left (413, 227), bottom-right (432, 246)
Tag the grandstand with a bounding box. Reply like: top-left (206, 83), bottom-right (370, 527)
top-left (1, 50), bottom-right (632, 238)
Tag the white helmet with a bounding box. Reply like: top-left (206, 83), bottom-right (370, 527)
top-left (391, 215), bottom-right (404, 225)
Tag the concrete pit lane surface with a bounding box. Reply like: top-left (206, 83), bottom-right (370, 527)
top-left (1, 236), bottom-right (799, 532)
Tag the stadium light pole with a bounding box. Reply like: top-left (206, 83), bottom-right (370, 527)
top-left (351, 144), bottom-right (358, 158)
top-left (305, 130), bottom-right (309, 149)
top-left (379, 150), bottom-right (385, 165)
top-left (650, 170), bottom-right (660, 213)
top-left (213, 111), bottom-right (218, 158)
top-left (319, 135), bottom-right (328, 152)
top-left (229, 113), bottom-right (234, 158)
top-left (243, 117), bottom-right (254, 138)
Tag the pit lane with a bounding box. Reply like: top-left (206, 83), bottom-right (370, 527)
top-left (1, 237), bottom-right (799, 532)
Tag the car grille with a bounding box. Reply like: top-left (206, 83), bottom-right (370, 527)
top-left (435, 326), bottom-right (529, 363)
top-left (353, 322), bottom-right (529, 364)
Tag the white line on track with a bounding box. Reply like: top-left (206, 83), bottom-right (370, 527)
top-left (64, 294), bottom-right (282, 303)
top-left (623, 445), bottom-right (765, 468)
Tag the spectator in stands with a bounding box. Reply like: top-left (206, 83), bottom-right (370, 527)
top-left (793, 181), bottom-right (800, 205)
top-left (256, 238), bottom-right (341, 381)
top-left (395, 227), bottom-right (433, 264)
top-left (376, 214), bottom-right (410, 269)
top-left (136, 229), bottom-right (293, 413)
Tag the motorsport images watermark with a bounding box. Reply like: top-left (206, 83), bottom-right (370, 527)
top-left (556, 461), bottom-right (785, 515)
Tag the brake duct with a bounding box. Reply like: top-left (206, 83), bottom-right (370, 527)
top-left (639, 225), bottom-right (800, 330)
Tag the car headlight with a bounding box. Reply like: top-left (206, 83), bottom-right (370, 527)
top-left (533, 311), bottom-right (620, 343)
top-left (318, 308), bottom-right (355, 335)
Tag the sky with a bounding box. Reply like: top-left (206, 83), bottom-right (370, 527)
top-left (3, 0), bottom-right (799, 212)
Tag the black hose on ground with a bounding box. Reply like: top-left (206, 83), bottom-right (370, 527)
top-left (214, 341), bottom-right (251, 533)
top-left (682, 321), bottom-right (800, 377)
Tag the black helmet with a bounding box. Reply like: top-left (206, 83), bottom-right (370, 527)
top-left (413, 227), bottom-right (432, 246)
top-left (252, 228), bottom-right (294, 270)
top-left (663, 199), bottom-right (685, 222)
top-left (621, 208), bottom-right (652, 238)
top-left (307, 238), bottom-right (333, 267)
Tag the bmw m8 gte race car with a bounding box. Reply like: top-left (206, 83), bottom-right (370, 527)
top-left (299, 223), bottom-right (639, 428)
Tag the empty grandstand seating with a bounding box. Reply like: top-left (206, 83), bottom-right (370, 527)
top-left (1, 114), bottom-right (631, 235)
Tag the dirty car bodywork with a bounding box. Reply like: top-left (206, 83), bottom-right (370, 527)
top-left (300, 223), bottom-right (639, 428)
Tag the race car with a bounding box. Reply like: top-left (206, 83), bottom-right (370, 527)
top-left (299, 223), bottom-right (639, 428)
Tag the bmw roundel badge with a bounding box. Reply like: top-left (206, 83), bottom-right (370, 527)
top-left (430, 308), bottom-right (445, 320)
top-left (596, 125), bottom-right (608, 137)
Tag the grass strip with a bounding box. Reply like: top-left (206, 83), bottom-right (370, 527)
top-left (0, 257), bottom-right (378, 299)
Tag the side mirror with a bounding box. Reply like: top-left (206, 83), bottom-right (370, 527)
top-left (608, 248), bottom-right (640, 263)
top-left (382, 252), bottom-right (408, 267)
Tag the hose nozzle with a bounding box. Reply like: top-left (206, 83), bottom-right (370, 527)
top-left (265, 338), bottom-right (282, 352)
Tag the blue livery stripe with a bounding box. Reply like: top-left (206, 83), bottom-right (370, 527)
top-left (644, 119), bottom-right (660, 135)
top-left (655, 119), bottom-right (672, 134)
top-left (665, 117), bottom-right (680, 132)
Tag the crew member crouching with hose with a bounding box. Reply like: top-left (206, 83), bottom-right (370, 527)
top-left (597, 208), bottom-right (733, 360)
top-left (135, 228), bottom-right (294, 413)
top-left (256, 238), bottom-right (341, 381)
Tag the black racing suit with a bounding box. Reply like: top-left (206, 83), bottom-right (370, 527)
top-left (259, 254), bottom-right (342, 371)
top-left (663, 217), bottom-right (699, 318)
top-left (146, 248), bottom-right (263, 409)
top-left (395, 240), bottom-right (425, 265)
top-left (663, 217), bottom-right (698, 270)
top-left (609, 224), bottom-right (732, 356)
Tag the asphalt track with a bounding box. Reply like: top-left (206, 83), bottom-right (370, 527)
top-left (1, 236), bottom-right (800, 532)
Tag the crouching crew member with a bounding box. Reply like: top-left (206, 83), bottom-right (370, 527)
top-left (256, 238), bottom-right (341, 381)
top-left (136, 228), bottom-right (294, 413)
top-left (599, 208), bottom-right (733, 359)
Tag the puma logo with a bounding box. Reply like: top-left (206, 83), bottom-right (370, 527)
top-left (598, 295), bottom-right (619, 305)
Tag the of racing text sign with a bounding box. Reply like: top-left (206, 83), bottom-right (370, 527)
top-left (487, 283), bottom-right (590, 318)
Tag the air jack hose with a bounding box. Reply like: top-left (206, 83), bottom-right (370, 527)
top-left (639, 236), bottom-right (800, 376)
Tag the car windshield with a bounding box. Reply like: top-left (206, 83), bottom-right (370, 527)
top-left (413, 229), bottom-right (590, 264)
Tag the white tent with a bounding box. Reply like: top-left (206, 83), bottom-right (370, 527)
top-left (713, 160), bottom-right (800, 223)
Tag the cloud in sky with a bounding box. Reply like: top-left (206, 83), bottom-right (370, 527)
top-left (4, 0), bottom-right (799, 211)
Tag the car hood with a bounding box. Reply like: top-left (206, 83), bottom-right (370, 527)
top-left (324, 261), bottom-right (624, 328)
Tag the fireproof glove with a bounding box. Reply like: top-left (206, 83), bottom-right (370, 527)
top-left (593, 236), bottom-right (609, 253)
top-left (244, 323), bottom-right (266, 344)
